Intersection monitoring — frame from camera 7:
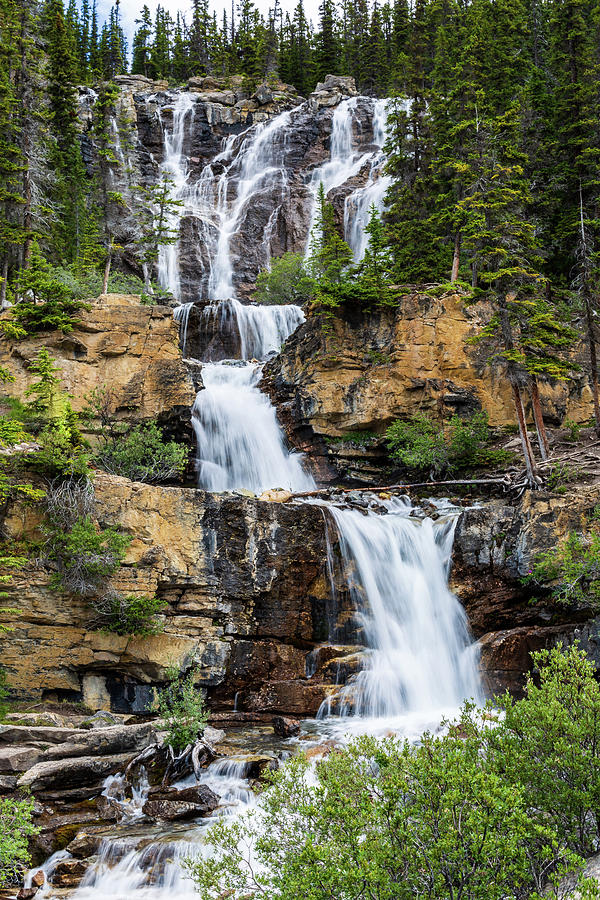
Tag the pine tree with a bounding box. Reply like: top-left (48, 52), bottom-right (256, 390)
top-left (132, 5), bottom-right (153, 77)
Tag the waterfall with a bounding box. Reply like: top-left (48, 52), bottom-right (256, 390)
top-left (192, 361), bottom-right (314, 493)
top-left (318, 498), bottom-right (482, 725)
top-left (205, 112), bottom-right (293, 299)
top-left (190, 299), bottom-right (313, 494)
top-left (173, 302), bottom-right (194, 357)
top-left (343, 98), bottom-right (392, 261)
top-left (157, 93), bottom-right (196, 299)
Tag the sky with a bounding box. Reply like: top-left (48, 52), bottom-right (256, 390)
top-left (98, 0), bottom-right (322, 49)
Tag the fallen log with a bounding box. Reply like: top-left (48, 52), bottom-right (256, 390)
top-left (288, 477), bottom-right (512, 500)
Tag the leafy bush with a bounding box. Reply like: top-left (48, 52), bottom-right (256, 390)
top-left (95, 421), bottom-right (188, 483)
top-left (0, 418), bottom-right (30, 447)
top-left (255, 252), bottom-right (315, 306)
top-left (486, 645), bottom-right (600, 858)
top-left (44, 515), bottom-right (130, 596)
top-left (563, 419), bottom-right (583, 442)
top-left (190, 646), bottom-right (600, 900)
top-left (0, 796), bottom-right (38, 887)
top-left (385, 411), bottom-right (495, 476)
top-left (526, 525), bottom-right (600, 608)
top-left (28, 414), bottom-right (91, 480)
top-left (94, 592), bottom-right (166, 636)
top-left (385, 412), bottom-right (449, 475)
top-left (157, 667), bottom-right (208, 751)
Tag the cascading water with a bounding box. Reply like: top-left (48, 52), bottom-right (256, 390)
top-left (317, 497), bottom-right (482, 731)
top-left (343, 98), bottom-right (392, 261)
top-left (157, 93), bottom-right (196, 299)
top-left (190, 300), bottom-right (314, 494)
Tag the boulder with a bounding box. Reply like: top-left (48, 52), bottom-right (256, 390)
top-left (0, 773), bottom-right (18, 792)
top-left (0, 746), bottom-right (41, 773)
top-left (314, 75), bottom-right (357, 94)
top-left (66, 830), bottom-right (105, 859)
top-left (142, 784), bottom-right (219, 821)
top-left (51, 858), bottom-right (89, 888)
top-left (79, 711), bottom-right (122, 730)
top-left (38, 722), bottom-right (158, 761)
top-left (272, 715), bottom-right (300, 737)
top-left (18, 753), bottom-right (133, 792)
top-left (0, 725), bottom-right (81, 745)
top-left (5, 712), bottom-right (65, 728)
top-left (203, 726), bottom-right (226, 745)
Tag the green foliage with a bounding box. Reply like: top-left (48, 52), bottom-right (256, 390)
top-left (157, 667), bottom-right (208, 751)
top-left (563, 419), bottom-right (583, 442)
top-left (94, 591), bottom-right (166, 636)
top-left (386, 412), bottom-right (448, 475)
top-left (44, 515), bottom-right (130, 597)
top-left (487, 645), bottom-right (600, 858)
top-left (0, 796), bottom-right (38, 887)
top-left (526, 524), bottom-right (600, 608)
top-left (9, 243), bottom-right (90, 334)
top-left (385, 411), bottom-right (494, 476)
top-left (190, 646), bottom-right (600, 899)
top-left (545, 462), bottom-right (580, 492)
top-left (255, 252), bottom-right (315, 306)
top-left (95, 421), bottom-right (188, 484)
top-left (0, 417), bottom-right (30, 447)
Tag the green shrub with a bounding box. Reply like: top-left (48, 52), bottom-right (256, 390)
top-left (44, 515), bottom-right (130, 596)
top-left (95, 421), bottom-right (188, 483)
top-left (563, 419), bottom-right (583, 442)
top-left (255, 252), bottom-right (315, 306)
top-left (0, 796), bottom-right (38, 887)
top-left (157, 667), bottom-right (208, 751)
top-left (385, 412), bottom-right (449, 475)
top-left (385, 411), bottom-right (495, 476)
top-left (28, 415), bottom-right (91, 480)
top-left (526, 525), bottom-right (600, 608)
top-left (0, 418), bottom-right (30, 447)
top-left (94, 592), bottom-right (166, 636)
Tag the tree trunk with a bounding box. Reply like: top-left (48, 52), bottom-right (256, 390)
top-left (511, 378), bottom-right (537, 483)
top-left (529, 378), bottom-right (549, 460)
top-left (142, 264), bottom-right (154, 295)
top-left (584, 293), bottom-right (600, 436)
top-left (102, 252), bottom-right (112, 295)
top-left (451, 231), bottom-right (461, 283)
top-left (0, 259), bottom-right (8, 309)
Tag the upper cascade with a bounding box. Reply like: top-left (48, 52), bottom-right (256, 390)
top-left (84, 80), bottom-right (393, 304)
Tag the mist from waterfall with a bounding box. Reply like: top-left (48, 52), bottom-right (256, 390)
top-left (318, 498), bottom-right (482, 729)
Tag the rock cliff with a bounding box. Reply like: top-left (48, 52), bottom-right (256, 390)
top-left (262, 291), bottom-right (594, 482)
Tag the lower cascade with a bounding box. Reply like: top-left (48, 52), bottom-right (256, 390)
top-left (318, 498), bottom-right (482, 727)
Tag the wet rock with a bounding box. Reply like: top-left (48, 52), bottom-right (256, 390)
top-left (18, 752), bottom-right (134, 792)
top-left (272, 715), bottom-right (300, 737)
top-left (17, 889), bottom-right (39, 900)
top-left (142, 784), bottom-right (219, 821)
top-left (66, 830), bottom-right (105, 859)
top-left (94, 794), bottom-right (121, 822)
top-left (51, 858), bottom-right (89, 888)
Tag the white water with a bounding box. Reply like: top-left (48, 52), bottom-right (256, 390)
top-left (157, 93), bottom-right (196, 299)
top-left (173, 302), bottom-right (193, 357)
top-left (197, 298), bottom-right (305, 360)
top-left (343, 98), bottom-right (392, 261)
top-left (193, 360), bottom-right (313, 494)
top-left (317, 498), bottom-right (482, 734)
